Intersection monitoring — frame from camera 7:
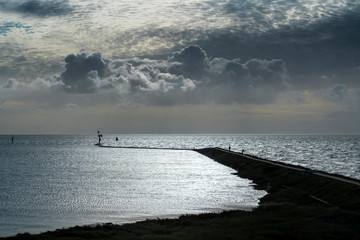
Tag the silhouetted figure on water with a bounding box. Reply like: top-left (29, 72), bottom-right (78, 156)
top-left (11, 135), bottom-right (14, 144)
top-left (97, 131), bottom-right (103, 145)
top-left (115, 137), bottom-right (119, 141)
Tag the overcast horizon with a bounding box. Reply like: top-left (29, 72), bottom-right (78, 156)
top-left (1, 0), bottom-right (360, 134)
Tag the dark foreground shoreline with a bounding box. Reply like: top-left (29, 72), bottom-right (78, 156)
top-left (3, 148), bottom-right (360, 240)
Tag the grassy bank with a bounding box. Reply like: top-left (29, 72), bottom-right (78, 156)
top-left (3, 148), bottom-right (360, 240)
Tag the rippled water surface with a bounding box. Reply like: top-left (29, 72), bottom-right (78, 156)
top-left (1, 134), bottom-right (359, 237)
top-left (102, 134), bottom-right (360, 179)
top-left (0, 135), bottom-right (268, 237)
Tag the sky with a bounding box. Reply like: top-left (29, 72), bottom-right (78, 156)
top-left (0, 0), bottom-right (360, 134)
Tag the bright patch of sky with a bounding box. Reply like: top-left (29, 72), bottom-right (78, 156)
top-left (0, 0), bottom-right (356, 57)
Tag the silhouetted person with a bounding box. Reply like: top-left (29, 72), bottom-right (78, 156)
top-left (242, 149), bottom-right (245, 154)
top-left (115, 137), bottom-right (119, 141)
top-left (229, 145), bottom-right (231, 151)
top-left (97, 131), bottom-right (102, 145)
top-left (11, 135), bottom-right (14, 144)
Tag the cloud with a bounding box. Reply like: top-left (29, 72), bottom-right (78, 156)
top-left (192, 3), bottom-right (360, 90)
top-left (61, 51), bottom-right (109, 93)
top-left (168, 45), bottom-right (208, 78)
top-left (29, 77), bottom-right (64, 90)
top-left (65, 103), bottom-right (78, 111)
top-left (1, 0), bottom-right (359, 91)
top-left (0, 0), bottom-right (74, 17)
top-left (2, 46), bottom-right (290, 106)
top-left (1, 79), bottom-right (22, 89)
top-left (330, 84), bottom-right (348, 101)
top-left (321, 84), bottom-right (360, 111)
top-left (224, 0), bottom-right (360, 36)
top-left (0, 22), bottom-right (33, 36)
top-left (14, 56), bottom-right (27, 62)
top-left (1, 77), bottom-right (63, 90)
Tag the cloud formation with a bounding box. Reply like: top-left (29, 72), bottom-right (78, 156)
top-left (61, 51), bottom-right (109, 93)
top-left (192, 2), bottom-right (360, 89)
top-left (1, 46), bottom-right (290, 106)
top-left (0, 0), bottom-right (73, 17)
top-left (1, 0), bottom-right (359, 92)
top-left (0, 22), bottom-right (33, 36)
top-left (330, 85), bottom-right (348, 101)
top-left (325, 84), bottom-right (360, 110)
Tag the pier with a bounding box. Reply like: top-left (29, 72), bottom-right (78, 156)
top-left (98, 145), bottom-right (194, 151)
top-left (196, 147), bottom-right (360, 211)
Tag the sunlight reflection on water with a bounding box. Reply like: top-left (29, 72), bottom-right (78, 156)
top-left (0, 136), bottom-right (266, 237)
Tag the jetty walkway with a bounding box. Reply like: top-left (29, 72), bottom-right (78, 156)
top-left (212, 147), bottom-right (360, 187)
top-left (98, 145), bottom-right (193, 151)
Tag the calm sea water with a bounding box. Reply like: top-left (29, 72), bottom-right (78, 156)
top-left (100, 134), bottom-right (360, 179)
top-left (0, 134), bottom-right (359, 237)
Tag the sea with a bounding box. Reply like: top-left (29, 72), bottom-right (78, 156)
top-left (0, 134), bottom-right (359, 237)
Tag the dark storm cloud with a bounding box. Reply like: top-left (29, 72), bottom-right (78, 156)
top-left (105, 1), bottom-right (359, 92)
top-left (61, 51), bottom-right (110, 93)
top-left (168, 45), bottom-right (208, 79)
top-left (193, 5), bottom-right (360, 89)
top-left (170, 45), bottom-right (207, 66)
top-left (1, 46), bottom-right (289, 106)
top-left (0, 0), bottom-right (73, 17)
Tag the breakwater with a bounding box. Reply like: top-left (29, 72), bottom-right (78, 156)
top-left (98, 145), bottom-right (193, 151)
top-left (196, 148), bottom-right (360, 211)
